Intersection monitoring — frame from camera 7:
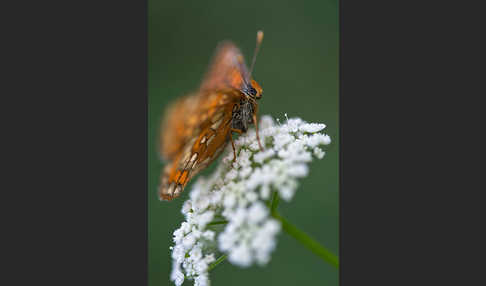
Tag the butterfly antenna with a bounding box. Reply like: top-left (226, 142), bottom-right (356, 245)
top-left (248, 30), bottom-right (264, 81)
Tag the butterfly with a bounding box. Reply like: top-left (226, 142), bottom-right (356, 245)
top-left (158, 31), bottom-right (265, 201)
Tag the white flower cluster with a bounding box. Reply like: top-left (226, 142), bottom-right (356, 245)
top-left (169, 115), bottom-right (331, 286)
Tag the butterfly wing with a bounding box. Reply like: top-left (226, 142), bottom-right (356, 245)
top-left (199, 41), bottom-right (249, 93)
top-left (158, 91), bottom-right (239, 200)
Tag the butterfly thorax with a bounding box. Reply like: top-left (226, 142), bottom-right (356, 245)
top-left (231, 97), bottom-right (255, 132)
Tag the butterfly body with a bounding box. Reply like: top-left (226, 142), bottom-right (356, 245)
top-left (158, 33), bottom-right (264, 201)
top-left (231, 81), bottom-right (262, 132)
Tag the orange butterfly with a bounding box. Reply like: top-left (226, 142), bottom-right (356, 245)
top-left (158, 31), bottom-right (265, 201)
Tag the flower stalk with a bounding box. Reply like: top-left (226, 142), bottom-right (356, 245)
top-left (270, 190), bottom-right (339, 268)
top-left (208, 254), bottom-right (227, 272)
top-left (272, 211), bottom-right (339, 269)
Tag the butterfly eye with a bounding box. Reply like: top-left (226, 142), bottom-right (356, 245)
top-left (242, 83), bottom-right (259, 98)
top-left (249, 86), bottom-right (257, 96)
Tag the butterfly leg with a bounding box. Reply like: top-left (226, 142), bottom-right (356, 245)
top-left (230, 128), bottom-right (243, 163)
top-left (229, 134), bottom-right (237, 163)
top-left (253, 113), bottom-right (264, 151)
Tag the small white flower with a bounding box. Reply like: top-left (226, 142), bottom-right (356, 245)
top-left (248, 202), bottom-right (268, 223)
top-left (169, 115), bottom-right (331, 285)
top-left (228, 243), bottom-right (252, 267)
top-left (239, 166), bottom-right (253, 179)
top-left (171, 261), bottom-right (185, 286)
top-left (225, 168), bottom-right (238, 182)
top-left (313, 147), bottom-right (325, 159)
top-left (299, 122), bottom-right (327, 133)
top-left (182, 233), bottom-right (196, 249)
top-left (182, 200), bottom-right (192, 214)
top-left (195, 210), bottom-right (214, 229)
top-left (253, 148), bottom-right (276, 164)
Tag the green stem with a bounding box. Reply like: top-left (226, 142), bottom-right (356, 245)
top-left (273, 211), bottom-right (339, 269)
top-left (270, 190), bottom-right (280, 215)
top-left (208, 254), bottom-right (227, 272)
top-left (207, 220), bottom-right (229, 226)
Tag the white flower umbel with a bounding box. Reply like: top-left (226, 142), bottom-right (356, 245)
top-left (169, 115), bottom-right (331, 286)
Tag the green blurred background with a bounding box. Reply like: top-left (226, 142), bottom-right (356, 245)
top-left (149, 1), bottom-right (338, 285)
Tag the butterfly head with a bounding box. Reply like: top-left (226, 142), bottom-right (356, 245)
top-left (242, 79), bottom-right (263, 100)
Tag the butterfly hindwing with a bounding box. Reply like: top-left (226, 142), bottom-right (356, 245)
top-left (159, 95), bottom-right (238, 200)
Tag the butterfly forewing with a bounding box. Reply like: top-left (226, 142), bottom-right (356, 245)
top-left (199, 42), bottom-right (248, 93)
